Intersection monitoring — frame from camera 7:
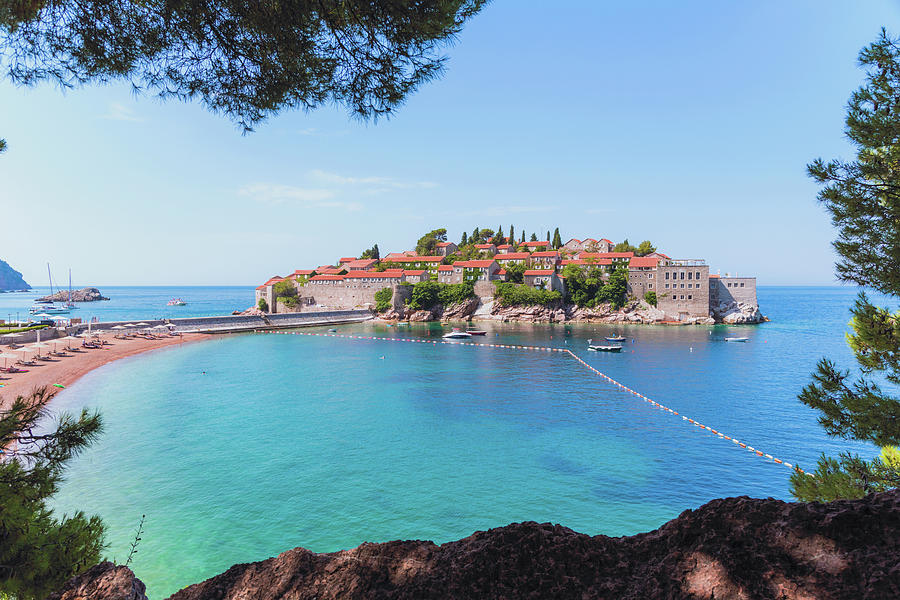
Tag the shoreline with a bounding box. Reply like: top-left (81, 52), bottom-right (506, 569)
top-left (0, 333), bottom-right (208, 409)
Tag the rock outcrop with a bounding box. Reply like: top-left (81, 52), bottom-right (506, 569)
top-left (48, 562), bottom-right (147, 600)
top-left (713, 300), bottom-right (766, 324)
top-left (0, 259), bottom-right (30, 291)
top-left (484, 300), bottom-right (716, 325)
top-left (379, 297), bottom-right (480, 322)
top-left (56, 490), bottom-right (900, 600)
top-left (36, 287), bottom-right (109, 302)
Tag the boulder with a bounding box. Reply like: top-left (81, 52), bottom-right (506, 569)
top-left (36, 287), bottom-right (109, 302)
top-left (714, 301), bottom-right (766, 324)
top-left (48, 562), bottom-right (147, 600)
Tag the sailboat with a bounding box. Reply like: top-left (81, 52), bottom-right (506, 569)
top-left (65, 269), bottom-right (77, 309)
top-left (29, 264), bottom-right (71, 314)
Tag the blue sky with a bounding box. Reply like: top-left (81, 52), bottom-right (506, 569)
top-left (1, 1), bottom-right (898, 286)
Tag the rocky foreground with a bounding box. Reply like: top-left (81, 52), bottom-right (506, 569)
top-left (52, 490), bottom-right (900, 600)
top-left (36, 287), bottom-right (109, 302)
top-left (381, 298), bottom-right (766, 325)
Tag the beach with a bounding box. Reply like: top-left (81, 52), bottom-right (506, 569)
top-left (0, 333), bottom-right (206, 408)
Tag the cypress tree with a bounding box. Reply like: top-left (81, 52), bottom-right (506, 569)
top-left (461, 231), bottom-right (468, 246)
top-left (0, 388), bottom-right (106, 598)
top-left (552, 228), bottom-right (562, 249)
top-left (509, 225), bottom-right (515, 245)
top-left (520, 230), bottom-right (526, 243)
top-left (791, 30), bottom-right (900, 501)
top-left (530, 233), bottom-right (538, 242)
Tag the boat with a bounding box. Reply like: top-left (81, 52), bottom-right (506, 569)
top-left (30, 264), bottom-right (71, 314)
top-left (588, 344), bottom-right (623, 352)
top-left (65, 268), bottom-right (77, 309)
top-left (443, 328), bottom-right (472, 339)
top-left (466, 329), bottom-right (487, 336)
top-left (605, 335), bottom-right (626, 342)
top-left (167, 298), bottom-right (187, 306)
top-left (724, 337), bottom-right (749, 342)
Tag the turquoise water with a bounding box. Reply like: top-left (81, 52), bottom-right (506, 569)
top-left (0, 286), bottom-right (254, 323)
top-left (44, 286), bottom-right (885, 597)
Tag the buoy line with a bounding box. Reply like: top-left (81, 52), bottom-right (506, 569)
top-left (268, 330), bottom-right (807, 474)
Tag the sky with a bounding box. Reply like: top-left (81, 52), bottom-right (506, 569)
top-left (1, 1), bottom-right (899, 287)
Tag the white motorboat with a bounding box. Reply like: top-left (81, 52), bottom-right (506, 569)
top-left (724, 337), bottom-right (749, 342)
top-left (588, 344), bottom-right (623, 352)
top-left (442, 328), bottom-right (472, 339)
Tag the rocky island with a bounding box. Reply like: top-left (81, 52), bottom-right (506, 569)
top-left (255, 229), bottom-right (766, 325)
top-left (51, 489), bottom-right (900, 599)
top-left (36, 287), bottom-right (109, 302)
top-left (0, 259), bottom-right (30, 291)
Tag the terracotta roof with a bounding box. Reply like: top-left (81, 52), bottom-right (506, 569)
top-left (474, 243), bottom-right (495, 249)
top-left (629, 256), bottom-right (660, 268)
top-left (648, 252), bottom-right (671, 259)
top-left (309, 274), bottom-right (345, 281)
top-left (403, 270), bottom-right (427, 276)
top-left (523, 241), bottom-right (550, 247)
top-left (345, 258), bottom-right (378, 269)
top-left (383, 255), bottom-right (444, 263)
top-left (496, 244), bottom-right (513, 250)
top-left (261, 276), bottom-right (284, 286)
top-left (565, 238), bottom-right (581, 245)
top-left (495, 252), bottom-right (531, 260)
top-left (455, 260), bottom-right (497, 268)
top-left (291, 269), bottom-right (316, 276)
top-left (600, 238), bottom-right (612, 244)
top-left (497, 269), bottom-right (507, 276)
top-left (435, 242), bottom-right (453, 247)
top-left (709, 274), bottom-right (720, 278)
top-left (531, 251), bottom-right (559, 258)
top-left (437, 265), bottom-right (453, 272)
top-left (339, 257), bottom-right (356, 263)
top-left (524, 269), bottom-right (554, 275)
top-left (255, 284), bottom-right (267, 290)
top-left (316, 265), bottom-right (335, 271)
top-left (344, 271), bottom-right (401, 279)
top-left (583, 238), bottom-right (598, 244)
top-left (579, 252), bottom-right (634, 259)
top-left (316, 268), bottom-right (344, 275)
top-left (561, 259), bottom-right (612, 266)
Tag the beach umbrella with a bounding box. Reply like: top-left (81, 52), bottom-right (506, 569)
top-left (111, 325), bottom-right (126, 330)
top-left (0, 353), bottom-right (18, 368)
top-left (136, 322), bottom-right (149, 326)
top-left (152, 324), bottom-right (168, 329)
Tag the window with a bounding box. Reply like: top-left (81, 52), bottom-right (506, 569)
top-left (696, 271), bottom-right (701, 279)
top-left (680, 295), bottom-right (684, 300)
top-left (687, 272), bottom-right (692, 280)
top-left (648, 273), bottom-right (653, 279)
top-left (681, 283), bottom-right (685, 288)
top-left (665, 272), bottom-right (670, 280)
top-left (740, 282), bottom-right (745, 287)
top-left (665, 284), bottom-right (669, 289)
top-left (649, 284), bottom-right (653, 289)
top-left (688, 295), bottom-right (692, 300)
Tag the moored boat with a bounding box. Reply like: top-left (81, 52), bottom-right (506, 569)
top-left (167, 298), bottom-right (187, 306)
top-left (724, 337), bottom-right (749, 342)
top-left (466, 329), bottom-right (487, 336)
top-left (605, 335), bottom-right (626, 342)
top-left (443, 328), bottom-right (472, 339)
top-left (588, 344), bottom-right (623, 352)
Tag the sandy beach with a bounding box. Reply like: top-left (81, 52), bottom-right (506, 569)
top-left (0, 333), bottom-right (207, 409)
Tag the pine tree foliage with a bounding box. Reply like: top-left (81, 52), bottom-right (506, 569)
top-left (792, 30), bottom-right (900, 501)
top-left (0, 1), bottom-right (487, 131)
top-left (0, 388), bottom-right (106, 599)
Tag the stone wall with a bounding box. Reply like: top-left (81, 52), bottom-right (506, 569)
top-left (657, 263), bottom-right (710, 319)
top-left (710, 277), bottom-right (758, 308)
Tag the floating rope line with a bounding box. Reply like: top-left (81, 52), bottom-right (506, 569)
top-left (268, 330), bottom-right (806, 474)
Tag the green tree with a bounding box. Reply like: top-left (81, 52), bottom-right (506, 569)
top-left (0, 388), bottom-right (106, 599)
top-left (791, 30), bottom-right (900, 502)
top-left (471, 228), bottom-right (480, 245)
top-left (530, 233), bottom-right (538, 242)
top-left (508, 225), bottom-right (515, 245)
top-left (520, 230), bottom-right (526, 243)
top-left (552, 228), bottom-right (562, 249)
top-left (460, 231), bottom-right (468, 246)
top-left (644, 290), bottom-right (657, 306)
top-left (490, 225), bottom-right (505, 246)
top-left (635, 240), bottom-right (656, 256)
top-left (415, 228), bottom-right (447, 255)
top-left (597, 267), bottom-right (628, 309)
top-left (360, 244), bottom-right (380, 260)
top-left (273, 280), bottom-right (297, 298)
top-left (614, 239), bottom-right (637, 253)
top-left (504, 261), bottom-right (526, 284)
top-left (257, 298), bottom-right (269, 312)
top-left (374, 287), bottom-right (392, 312)
top-left (0, 1), bottom-right (486, 132)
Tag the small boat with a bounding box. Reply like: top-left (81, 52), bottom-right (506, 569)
top-left (30, 304), bottom-right (70, 314)
top-left (443, 328), bottom-right (472, 339)
top-left (167, 298), bottom-right (187, 306)
top-left (588, 344), bottom-right (623, 352)
top-left (724, 337), bottom-right (749, 342)
top-left (605, 335), bottom-right (626, 342)
top-left (328, 328), bottom-right (337, 332)
top-left (466, 329), bottom-right (487, 336)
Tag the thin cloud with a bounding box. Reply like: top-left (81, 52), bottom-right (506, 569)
top-left (237, 184), bottom-right (362, 211)
top-left (101, 103), bottom-right (143, 122)
top-left (309, 169), bottom-right (438, 190)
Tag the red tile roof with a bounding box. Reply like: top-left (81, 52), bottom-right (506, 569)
top-left (497, 269), bottom-right (507, 276)
top-left (583, 238), bottom-right (598, 244)
top-left (291, 269), bottom-right (316, 276)
top-left (383, 255), bottom-right (444, 263)
top-left (261, 276), bottom-right (284, 287)
top-left (316, 268), bottom-right (344, 275)
top-left (455, 260), bottom-right (497, 268)
top-left (403, 270), bottom-right (427, 276)
top-left (600, 238), bottom-right (612, 244)
top-left (524, 269), bottom-right (554, 275)
top-left (435, 242), bottom-right (454, 247)
top-left (339, 257), bottom-right (356, 263)
top-left (709, 274), bottom-right (720, 278)
top-left (343, 271), bottom-right (401, 279)
top-left (629, 256), bottom-right (660, 268)
top-left (474, 243), bottom-right (495, 249)
top-left (561, 259), bottom-right (612, 266)
top-left (496, 244), bottom-right (513, 249)
top-left (495, 252), bottom-right (531, 260)
top-left (531, 251), bottom-right (560, 258)
top-left (316, 265), bottom-right (335, 271)
top-left (345, 258), bottom-right (378, 269)
top-left (437, 265), bottom-right (453, 272)
top-left (579, 252), bottom-right (634, 259)
top-left (522, 241), bottom-right (550, 247)
top-left (309, 274), bottom-right (345, 281)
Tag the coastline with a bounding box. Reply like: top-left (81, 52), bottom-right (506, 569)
top-left (0, 333), bottom-right (208, 409)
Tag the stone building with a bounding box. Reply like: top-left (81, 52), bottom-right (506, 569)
top-left (495, 252), bottom-right (531, 266)
top-left (530, 250), bottom-right (560, 269)
top-left (656, 259), bottom-right (710, 320)
top-left (474, 243), bottom-right (497, 256)
top-left (523, 269), bottom-right (565, 293)
top-left (452, 260), bottom-right (500, 283)
top-left (435, 242), bottom-right (457, 256)
top-left (626, 256), bottom-right (660, 299)
top-left (709, 275), bottom-right (757, 308)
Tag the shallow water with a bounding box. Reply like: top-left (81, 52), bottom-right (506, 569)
top-left (44, 286), bottom-right (887, 597)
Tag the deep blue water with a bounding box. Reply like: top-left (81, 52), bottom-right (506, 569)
top-left (40, 286), bottom-right (891, 597)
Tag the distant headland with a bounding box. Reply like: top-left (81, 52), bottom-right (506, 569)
top-left (253, 228), bottom-right (765, 325)
top-left (0, 259), bottom-right (30, 291)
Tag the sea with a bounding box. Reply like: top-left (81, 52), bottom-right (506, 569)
top-left (23, 286), bottom-right (889, 597)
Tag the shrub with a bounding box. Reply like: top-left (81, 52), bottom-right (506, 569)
top-left (407, 281), bottom-right (474, 310)
top-left (374, 287), bottom-right (393, 312)
top-left (273, 280), bottom-right (297, 298)
top-left (278, 295), bottom-right (299, 308)
top-left (257, 298), bottom-right (269, 312)
top-left (493, 281), bottom-right (561, 306)
top-left (644, 291), bottom-right (657, 306)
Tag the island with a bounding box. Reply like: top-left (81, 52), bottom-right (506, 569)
top-left (36, 287), bottom-right (109, 302)
top-left (0, 259), bottom-right (30, 291)
top-left (253, 228), bottom-right (765, 325)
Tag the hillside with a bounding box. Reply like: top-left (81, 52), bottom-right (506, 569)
top-left (0, 259), bottom-right (30, 290)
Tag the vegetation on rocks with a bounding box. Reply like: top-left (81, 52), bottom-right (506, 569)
top-left (406, 281), bottom-right (474, 310)
top-left (374, 288), bottom-right (392, 313)
top-left (561, 266), bottom-right (628, 309)
top-left (493, 282), bottom-right (561, 307)
top-left (273, 280), bottom-right (299, 308)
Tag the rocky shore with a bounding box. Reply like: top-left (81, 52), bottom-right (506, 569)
top-left (52, 489), bottom-right (900, 599)
top-left (36, 287), bottom-right (109, 302)
top-left (379, 298), bottom-right (766, 325)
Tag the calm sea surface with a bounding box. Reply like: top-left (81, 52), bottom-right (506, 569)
top-left (41, 286), bottom-right (887, 597)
